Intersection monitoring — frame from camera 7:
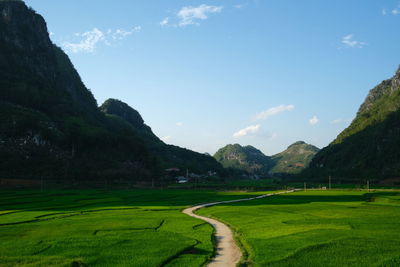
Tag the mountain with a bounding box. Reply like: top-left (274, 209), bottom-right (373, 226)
top-left (213, 144), bottom-right (273, 175)
top-left (213, 141), bottom-right (318, 176)
top-left (270, 141), bottom-right (320, 175)
top-left (305, 67), bottom-right (400, 182)
top-left (100, 99), bottom-right (223, 173)
top-left (0, 0), bottom-right (221, 184)
top-left (0, 0), bottom-right (158, 182)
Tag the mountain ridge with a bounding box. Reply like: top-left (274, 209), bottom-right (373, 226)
top-left (0, 0), bottom-right (222, 184)
top-left (100, 99), bottom-right (223, 173)
top-left (304, 66), bottom-right (400, 181)
top-left (213, 141), bottom-right (319, 176)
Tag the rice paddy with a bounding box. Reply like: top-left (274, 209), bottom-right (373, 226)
top-left (0, 189), bottom-right (262, 267)
top-left (1, 189), bottom-right (399, 266)
top-left (196, 190), bottom-right (400, 267)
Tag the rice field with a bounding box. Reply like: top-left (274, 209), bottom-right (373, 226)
top-left (0, 189), bottom-right (262, 267)
top-left (2, 189), bottom-right (399, 267)
top-left (197, 190), bottom-right (400, 267)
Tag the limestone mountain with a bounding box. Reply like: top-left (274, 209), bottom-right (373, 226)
top-left (100, 99), bottom-right (223, 173)
top-left (270, 141), bottom-right (320, 174)
top-left (213, 144), bottom-right (273, 175)
top-left (213, 141), bottom-right (318, 176)
top-left (0, 0), bottom-right (158, 182)
top-left (0, 0), bottom-right (222, 183)
top-left (305, 66), bottom-right (400, 181)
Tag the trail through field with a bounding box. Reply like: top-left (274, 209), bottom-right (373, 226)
top-left (182, 190), bottom-right (295, 267)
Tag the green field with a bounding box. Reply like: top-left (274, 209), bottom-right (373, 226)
top-left (197, 190), bottom-right (400, 267)
top-left (0, 189), bottom-right (264, 267)
top-left (2, 189), bottom-right (400, 267)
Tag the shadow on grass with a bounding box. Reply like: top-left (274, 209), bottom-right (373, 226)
top-left (1, 189), bottom-right (398, 215)
top-left (214, 194), bottom-right (367, 207)
top-left (0, 189), bottom-right (267, 213)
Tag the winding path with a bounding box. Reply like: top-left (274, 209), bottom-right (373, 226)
top-left (182, 190), bottom-right (295, 267)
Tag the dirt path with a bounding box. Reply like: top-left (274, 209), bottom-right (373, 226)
top-left (182, 190), bottom-right (295, 267)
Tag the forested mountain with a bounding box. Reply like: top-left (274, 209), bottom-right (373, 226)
top-left (100, 99), bottom-right (223, 173)
top-left (213, 144), bottom-right (273, 175)
top-left (270, 141), bottom-right (319, 174)
top-left (0, 0), bottom-right (221, 184)
top-left (214, 141), bottom-right (319, 176)
top-left (304, 67), bottom-right (400, 182)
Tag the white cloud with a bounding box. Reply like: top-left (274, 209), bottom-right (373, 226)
top-left (341, 34), bottom-right (366, 48)
top-left (233, 124), bottom-right (261, 138)
top-left (63, 28), bottom-right (104, 53)
top-left (63, 26), bottom-right (141, 53)
top-left (176, 122), bottom-right (184, 127)
top-left (112, 26), bottom-right (141, 40)
top-left (309, 116), bottom-right (319, 126)
top-left (161, 136), bottom-right (171, 142)
top-left (177, 4), bottom-right (223, 26)
top-left (382, 3), bottom-right (400, 16)
top-left (254, 104), bottom-right (295, 121)
top-left (160, 17), bottom-right (169, 26)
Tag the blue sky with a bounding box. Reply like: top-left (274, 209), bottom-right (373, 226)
top-left (25, 0), bottom-right (400, 155)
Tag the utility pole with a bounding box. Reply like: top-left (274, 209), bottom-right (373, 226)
top-left (329, 176), bottom-right (331, 190)
top-left (367, 180), bottom-right (370, 192)
top-left (304, 182), bottom-right (307, 191)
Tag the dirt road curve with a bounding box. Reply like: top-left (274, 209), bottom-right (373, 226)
top-left (182, 190), bottom-right (295, 267)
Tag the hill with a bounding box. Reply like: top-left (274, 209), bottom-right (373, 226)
top-left (214, 141), bottom-right (319, 176)
top-left (0, 0), bottom-right (158, 182)
top-left (0, 0), bottom-right (221, 184)
top-left (270, 141), bottom-right (320, 175)
top-left (305, 66), bottom-right (400, 182)
top-left (213, 144), bottom-right (273, 175)
top-left (100, 99), bottom-right (223, 174)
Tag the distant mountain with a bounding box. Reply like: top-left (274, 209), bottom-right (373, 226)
top-left (0, 0), bottom-right (221, 184)
top-left (213, 141), bottom-right (318, 176)
top-left (305, 67), bottom-right (400, 181)
top-left (213, 144), bottom-right (273, 175)
top-left (270, 141), bottom-right (319, 174)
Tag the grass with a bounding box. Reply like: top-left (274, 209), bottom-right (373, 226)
top-left (196, 190), bottom-right (400, 267)
top-left (2, 188), bottom-right (399, 266)
top-left (0, 189), bottom-right (266, 267)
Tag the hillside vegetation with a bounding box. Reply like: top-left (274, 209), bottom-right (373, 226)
top-left (305, 67), bottom-right (400, 182)
top-left (213, 144), bottom-right (273, 175)
top-left (0, 0), bottom-right (222, 184)
top-left (270, 141), bottom-right (320, 174)
top-left (214, 142), bottom-right (319, 176)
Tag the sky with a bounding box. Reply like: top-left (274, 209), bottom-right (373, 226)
top-left (24, 0), bottom-right (400, 155)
